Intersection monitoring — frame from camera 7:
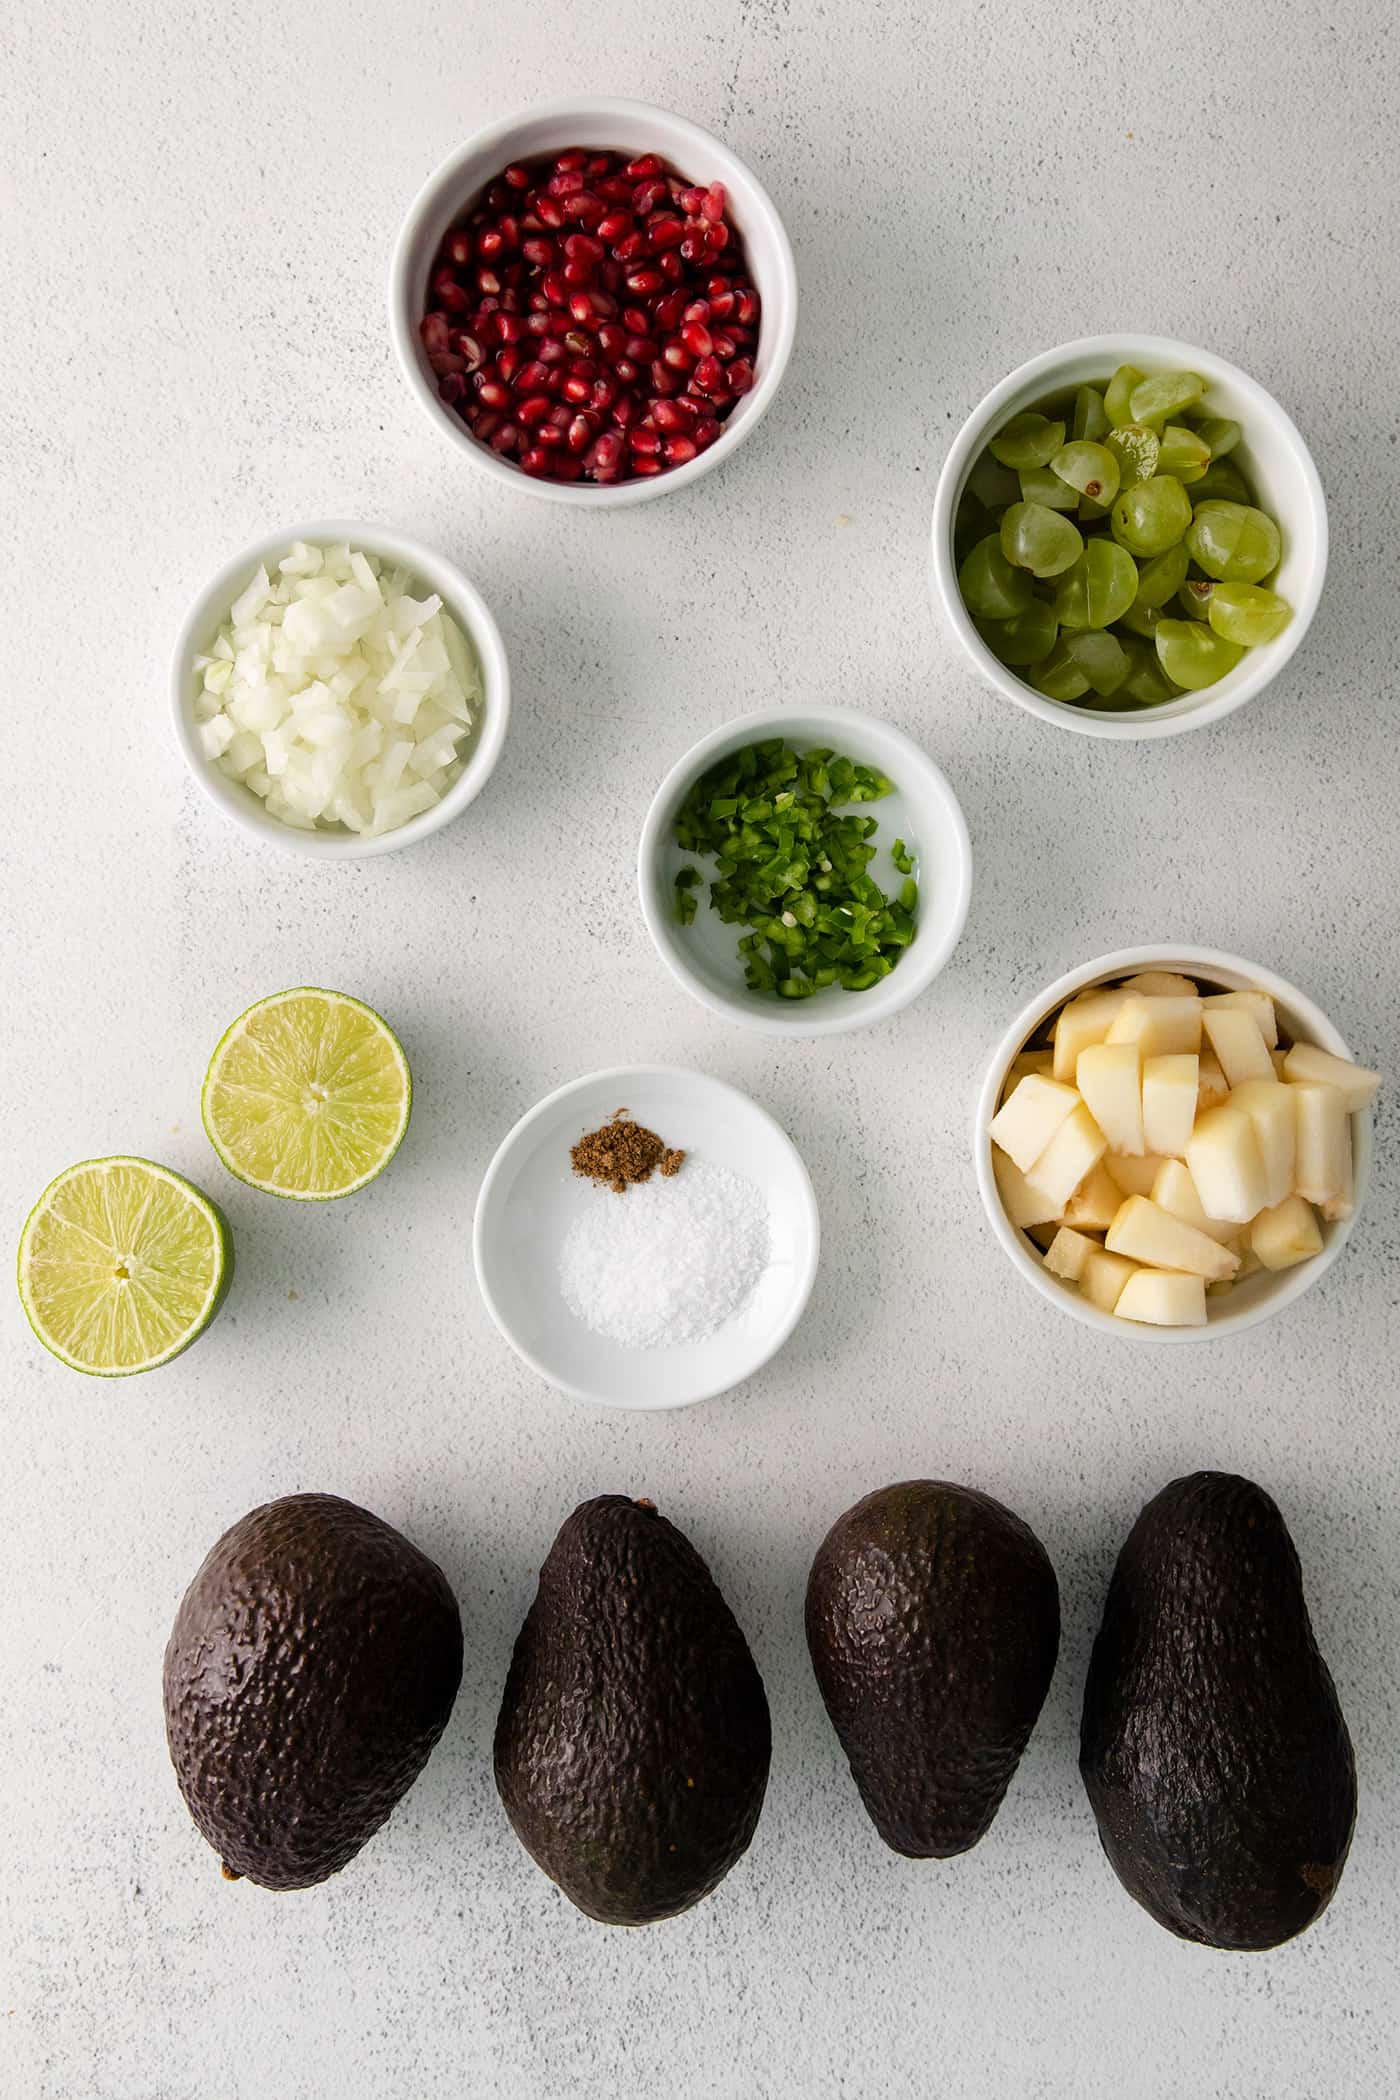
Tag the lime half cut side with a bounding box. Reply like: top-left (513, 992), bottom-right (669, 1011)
top-left (202, 988), bottom-right (412, 1200)
top-left (18, 1157), bottom-right (232, 1376)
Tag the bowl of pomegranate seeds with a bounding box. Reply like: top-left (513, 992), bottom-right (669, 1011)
top-left (390, 98), bottom-right (797, 504)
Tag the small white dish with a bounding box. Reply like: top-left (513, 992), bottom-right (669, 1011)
top-left (171, 520), bottom-right (510, 858)
top-left (974, 946), bottom-right (1373, 1343)
top-left (389, 96), bottom-right (797, 508)
top-left (473, 1066), bottom-right (819, 1408)
top-left (638, 707), bottom-right (972, 1037)
top-left (931, 334), bottom-right (1328, 740)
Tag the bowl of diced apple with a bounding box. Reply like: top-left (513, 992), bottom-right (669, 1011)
top-left (975, 947), bottom-right (1378, 1340)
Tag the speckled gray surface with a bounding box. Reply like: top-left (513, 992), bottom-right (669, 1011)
top-left (2, 4), bottom-right (1397, 2095)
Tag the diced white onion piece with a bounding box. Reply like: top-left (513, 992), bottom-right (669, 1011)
top-left (197, 542), bottom-right (479, 834)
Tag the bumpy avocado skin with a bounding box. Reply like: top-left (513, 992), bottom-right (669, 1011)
top-left (164, 1493), bottom-right (463, 1890)
top-left (1080, 1472), bottom-right (1356, 1951)
top-left (494, 1496), bottom-right (771, 1925)
top-left (804, 1480), bottom-right (1060, 1857)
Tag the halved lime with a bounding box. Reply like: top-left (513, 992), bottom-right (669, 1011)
top-left (18, 1157), bottom-right (232, 1376)
top-left (202, 988), bottom-right (411, 1200)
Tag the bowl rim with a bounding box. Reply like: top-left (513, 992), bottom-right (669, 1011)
top-left (471, 1061), bottom-right (821, 1407)
top-left (170, 518), bottom-right (511, 859)
top-left (930, 333), bottom-right (1329, 741)
top-left (973, 944), bottom-right (1373, 1343)
top-left (387, 94), bottom-right (799, 509)
top-left (637, 704), bottom-right (973, 1038)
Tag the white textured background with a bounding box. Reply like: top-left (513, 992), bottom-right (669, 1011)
top-left (2, 3), bottom-right (1397, 2095)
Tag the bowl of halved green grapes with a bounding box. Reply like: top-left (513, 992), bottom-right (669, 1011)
top-left (932, 335), bottom-right (1327, 739)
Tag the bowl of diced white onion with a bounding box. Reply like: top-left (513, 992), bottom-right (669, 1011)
top-left (171, 521), bottom-right (510, 856)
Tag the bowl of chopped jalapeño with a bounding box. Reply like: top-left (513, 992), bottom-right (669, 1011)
top-left (639, 707), bottom-right (972, 1036)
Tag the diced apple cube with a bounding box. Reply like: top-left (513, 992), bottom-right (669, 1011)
top-left (1081, 1246), bottom-right (1140, 1313)
top-left (1024, 1103), bottom-right (1108, 1211)
top-left (1202, 1007), bottom-right (1275, 1088)
top-left (1103, 1153), bottom-right (1168, 1198)
top-left (1052, 990), bottom-right (1129, 1082)
top-left (1105, 1196), bottom-right (1240, 1281)
top-left (1122, 971), bottom-right (1199, 997)
top-left (1202, 989), bottom-right (1278, 1048)
top-left (1187, 1105), bottom-right (1270, 1224)
top-left (1002, 1048), bottom-right (1054, 1103)
top-left (993, 1151), bottom-right (1060, 1230)
top-left (1106, 994), bottom-right (1203, 1057)
top-left (1283, 1042), bottom-right (1381, 1111)
top-left (1319, 1134), bottom-right (1355, 1224)
top-left (1142, 1054), bottom-right (1199, 1158)
top-left (1062, 1162), bottom-right (1122, 1231)
top-left (1044, 1226), bottom-right (1098, 1281)
top-left (988, 1073), bottom-right (1080, 1174)
top-left (1249, 1195), bottom-right (1324, 1272)
top-left (1198, 1051), bottom-right (1230, 1111)
top-left (1114, 1270), bottom-right (1208, 1327)
top-left (1150, 1158), bottom-right (1240, 1243)
top-left (1229, 1079), bottom-right (1297, 1210)
top-left (1292, 1084), bottom-right (1351, 1207)
top-left (1076, 1043), bottom-right (1144, 1155)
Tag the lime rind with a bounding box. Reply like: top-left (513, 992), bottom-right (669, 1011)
top-left (17, 1157), bottom-right (233, 1377)
top-left (201, 987), bottom-right (412, 1202)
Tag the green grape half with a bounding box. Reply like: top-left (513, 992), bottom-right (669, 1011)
top-left (977, 599), bottom-right (1059, 666)
top-left (1132, 543), bottom-right (1190, 609)
top-left (1000, 502), bottom-right (1083, 578)
top-left (989, 413), bottom-right (1066, 471)
top-left (1104, 364), bottom-right (1145, 425)
top-left (1158, 424), bottom-right (1211, 484)
top-left (960, 534), bottom-right (1036, 619)
top-left (1208, 583), bottom-right (1292, 646)
top-left (1117, 599), bottom-right (1164, 640)
top-left (1019, 464), bottom-right (1080, 512)
top-left (1111, 476), bottom-right (1193, 558)
top-left (1129, 371), bottom-right (1205, 426)
top-left (1031, 641), bottom-right (1091, 702)
top-left (1178, 578), bottom-right (1216, 621)
top-left (1055, 540), bottom-right (1139, 629)
top-left (1186, 501), bottom-right (1283, 583)
top-left (1191, 416), bottom-right (1241, 459)
top-left (1119, 635), bottom-right (1181, 706)
top-left (1073, 386), bottom-right (1109, 442)
top-left (1155, 619), bottom-right (1245, 690)
top-left (1190, 457), bottom-right (1252, 505)
top-left (1066, 629), bottom-right (1131, 696)
top-left (1052, 440), bottom-right (1120, 506)
top-left (966, 448), bottom-right (1022, 510)
top-left (1105, 423), bottom-right (1161, 489)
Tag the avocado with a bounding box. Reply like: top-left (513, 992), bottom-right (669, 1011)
top-left (494, 1495), bottom-right (770, 1925)
top-left (1080, 1471), bottom-right (1355, 1950)
top-left (805, 1480), bottom-right (1060, 1856)
top-left (164, 1493), bottom-right (463, 1890)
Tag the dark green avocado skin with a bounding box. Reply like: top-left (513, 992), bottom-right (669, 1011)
top-left (493, 1496), bottom-right (771, 1926)
top-left (1080, 1472), bottom-right (1356, 1951)
top-left (805, 1480), bottom-right (1060, 1857)
top-left (163, 1493), bottom-right (463, 1891)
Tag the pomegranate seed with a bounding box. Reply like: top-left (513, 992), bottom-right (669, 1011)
top-left (517, 394), bottom-right (553, 427)
top-left (629, 427), bottom-right (661, 455)
top-left (692, 355), bottom-right (723, 394)
top-left (432, 273), bottom-right (469, 313)
top-left (491, 421), bottom-right (521, 454)
top-left (569, 290), bottom-right (599, 325)
top-left (535, 426), bottom-right (565, 449)
top-left (626, 334), bottom-right (658, 362)
top-left (649, 216), bottom-right (686, 250)
top-left (625, 153), bottom-right (664, 178)
top-left (563, 259), bottom-right (594, 288)
top-left (681, 321), bottom-right (713, 358)
top-left (569, 355), bottom-right (599, 379)
top-left (615, 230), bottom-right (649, 264)
top-left (625, 265), bottom-right (664, 295)
top-left (472, 408), bottom-right (499, 438)
top-left (708, 290), bottom-right (736, 322)
top-left (549, 169), bottom-right (586, 197)
top-left (520, 447), bottom-right (553, 474)
top-left (554, 147), bottom-right (589, 173)
top-left (633, 178), bottom-right (667, 215)
top-left (537, 337), bottom-right (567, 366)
top-left (592, 376), bottom-right (618, 410)
top-left (497, 346), bottom-right (520, 380)
top-left (678, 186), bottom-right (707, 214)
top-left (734, 288), bottom-right (759, 324)
top-left (658, 252), bottom-right (684, 281)
top-left (621, 304), bottom-right (651, 335)
top-left (455, 333), bottom-right (484, 369)
top-left (683, 299), bottom-right (711, 323)
top-left (563, 190), bottom-right (605, 223)
top-left (710, 330), bottom-right (738, 361)
top-left (445, 231), bottom-right (474, 267)
top-left (567, 412), bottom-right (599, 453)
top-left (586, 154), bottom-right (612, 177)
top-left (655, 290), bottom-right (686, 330)
top-left (494, 312), bottom-right (523, 343)
top-left (478, 378), bottom-right (511, 410)
top-left (477, 267), bottom-right (502, 297)
top-left (693, 417), bottom-right (721, 449)
top-left (535, 195), bottom-right (564, 228)
top-left (650, 363), bottom-right (679, 396)
top-left (632, 456), bottom-right (663, 475)
top-left (562, 374), bottom-right (592, 403)
top-left (662, 341), bottom-right (693, 371)
top-left (478, 227), bottom-right (505, 259)
top-left (439, 372), bottom-right (467, 405)
top-left (588, 289), bottom-right (618, 318)
top-left (564, 232), bottom-right (605, 263)
top-left (486, 182), bottom-right (511, 210)
top-left (612, 392), bottom-right (639, 427)
top-left (597, 323), bottom-right (628, 361)
top-left (503, 163), bottom-right (531, 189)
top-left (597, 210), bottom-right (632, 242)
top-left (516, 358), bottom-right (551, 389)
top-left (522, 236), bottom-right (556, 267)
top-left (702, 183), bottom-right (726, 223)
top-left (614, 358), bottom-right (640, 384)
top-left (541, 269), bottom-right (567, 306)
top-left (664, 435), bottom-right (698, 465)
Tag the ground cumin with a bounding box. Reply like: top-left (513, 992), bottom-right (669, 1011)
top-left (571, 1110), bottom-right (686, 1194)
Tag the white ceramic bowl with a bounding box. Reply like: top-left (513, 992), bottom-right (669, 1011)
top-left (473, 1066), bottom-right (819, 1408)
top-left (171, 520), bottom-right (510, 858)
top-left (975, 946), bottom-right (1373, 1342)
top-left (931, 335), bottom-right (1328, 740)
top-left (638, 707), bottom-right (972, 1038)
top-left (389, 97), bottom-right (797, 508)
